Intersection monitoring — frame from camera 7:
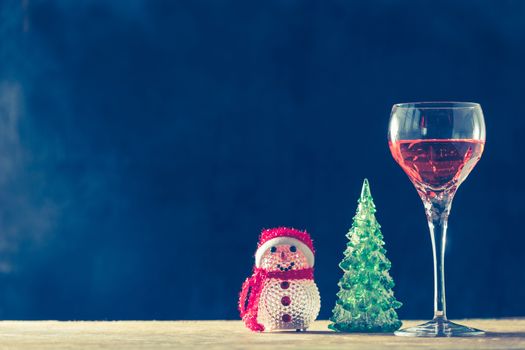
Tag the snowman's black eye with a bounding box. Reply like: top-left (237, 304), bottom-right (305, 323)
top-left (270, 246), bottom-right (277, 253)
top-left (289, 245), bottom-right (297, 252)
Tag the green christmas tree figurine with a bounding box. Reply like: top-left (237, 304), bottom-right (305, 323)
top-left (329, 179), bottom-right (402, 333)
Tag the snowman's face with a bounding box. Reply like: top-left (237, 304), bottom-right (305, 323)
top-left (260, 244), bottom-right (310, 271)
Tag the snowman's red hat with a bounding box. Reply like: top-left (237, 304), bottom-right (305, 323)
top-left (255, 227), bottom-right (315, 268)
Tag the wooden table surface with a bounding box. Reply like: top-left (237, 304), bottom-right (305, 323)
top-left (0, 320), bottom-right (523, 349)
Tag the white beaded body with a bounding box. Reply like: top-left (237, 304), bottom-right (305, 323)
top-left (258, 278), bottom-right (320, 331)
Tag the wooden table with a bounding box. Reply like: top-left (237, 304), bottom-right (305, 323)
top-left (0, 320), bottom-right (523, 349)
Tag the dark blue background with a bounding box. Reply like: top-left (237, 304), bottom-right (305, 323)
top-left (0, 0), bottom-right (524, 320)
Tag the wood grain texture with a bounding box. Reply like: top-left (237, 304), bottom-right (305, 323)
top-left (0, 320), bottom-right (522, 349)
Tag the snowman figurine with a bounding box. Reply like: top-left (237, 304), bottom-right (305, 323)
top-left (239, 227), bottom-right (320, 332)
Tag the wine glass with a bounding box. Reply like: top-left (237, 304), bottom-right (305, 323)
top-left (388, 102), bottom-right (486, 337)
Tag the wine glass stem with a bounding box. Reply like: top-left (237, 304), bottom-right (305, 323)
top-left (422, 191), bottom-right (455, 321)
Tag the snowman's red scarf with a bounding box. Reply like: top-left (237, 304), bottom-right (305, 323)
top-left (238, 267), bottom-right (314, 332)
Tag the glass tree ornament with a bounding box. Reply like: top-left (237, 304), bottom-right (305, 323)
top-left (329, 179), bottom-right (402, 333)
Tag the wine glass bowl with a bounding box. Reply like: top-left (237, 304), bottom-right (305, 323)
top-left (389, 102), bottom-right (485, 195)
top-left (388, 102), bottom-right (486, 337)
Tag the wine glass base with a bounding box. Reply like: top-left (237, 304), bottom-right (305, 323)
top-left (395, 318), bottom-right (485, 337)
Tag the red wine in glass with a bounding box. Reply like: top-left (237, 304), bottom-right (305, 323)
top-left (389, 139), bottom-right (485, 195)
top-left (388, 102), bottom-right (486, 337)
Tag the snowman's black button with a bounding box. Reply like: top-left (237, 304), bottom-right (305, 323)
top-left (281, 296), bottom-right (291, 306)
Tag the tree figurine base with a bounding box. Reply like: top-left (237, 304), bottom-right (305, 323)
top-left (395, 317), bottom-right (485, 337)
